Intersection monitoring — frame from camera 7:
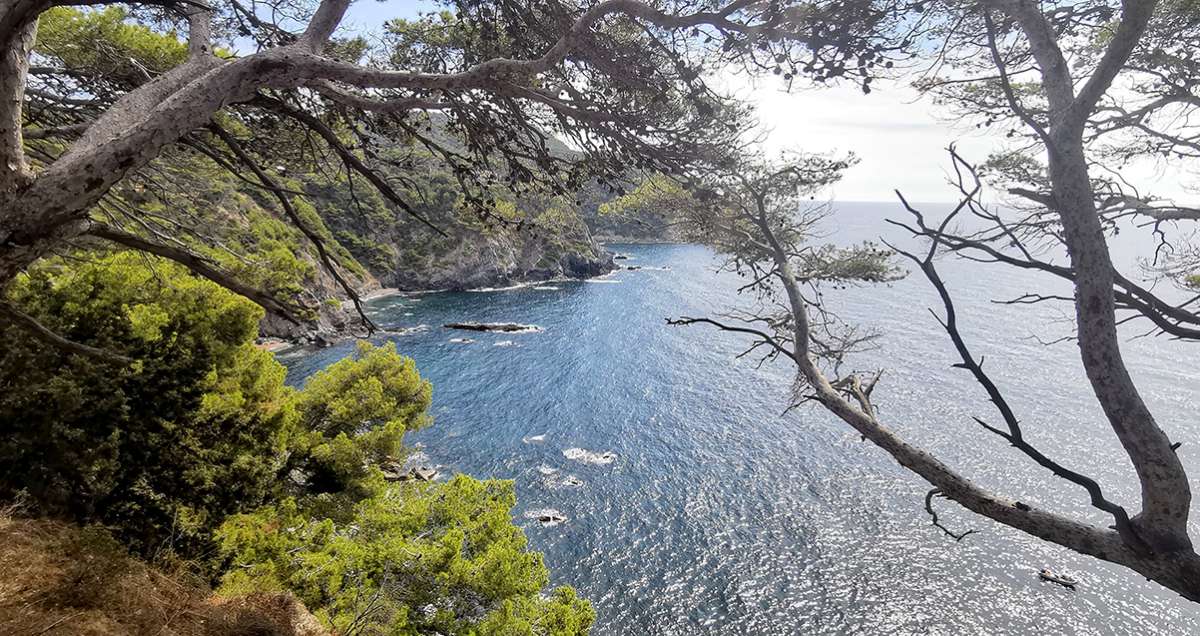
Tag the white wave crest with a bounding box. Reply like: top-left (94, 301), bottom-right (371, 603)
top-left (563, 448), bottom-right (617, 465)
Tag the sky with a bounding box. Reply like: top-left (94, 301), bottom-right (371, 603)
top-left (721, 76), bottom-right (1005, 202)
top-left (333, 0), bottom-right (1194, 204)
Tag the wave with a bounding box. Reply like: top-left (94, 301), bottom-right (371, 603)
top-left (563, 448), bottom-right (617, 465)
top-left (467, 282), bottom-right (531, 293)
top-left (381, 324), bottom-right (429, 337)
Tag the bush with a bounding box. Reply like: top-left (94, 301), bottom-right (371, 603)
top-left (0, 253), bottom-right (290, 558)
top-left (1, 253), bottom-right (592, 633)
top-left (218, 476), bottom-right (594, 635)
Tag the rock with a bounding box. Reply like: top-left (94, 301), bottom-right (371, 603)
top-left (382, 464), bottom-right (439, 482)
top-left (380, 461), bottom-right (407, 481)
top-left (1038, 568), bottom-right (1078, 589)
top-left (411, 466), bottom-right (439, 482)
top-left (390, 228), bottom-right (616, 291)
top-left (613, 254), bottom-right (629, 260)
top-left (525, 508), bottom-right (567, 526)
top-left (445, 322), bottom-right (543, 333)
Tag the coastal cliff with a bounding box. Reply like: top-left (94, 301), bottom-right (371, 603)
top-left (389, 226), bottom-right (614, 291)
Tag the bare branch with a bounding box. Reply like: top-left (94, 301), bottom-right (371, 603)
top-left (208, 123), bottom-right (376, 333)
top-left (925, 489), bottom-right (977, 542)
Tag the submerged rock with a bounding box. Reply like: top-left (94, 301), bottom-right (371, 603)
top-left (525, 508), bottom-right (568, 527)
top-left (1038, 568), bottom-right (1078, 589)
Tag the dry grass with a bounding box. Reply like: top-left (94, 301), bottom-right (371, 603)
top-left (0, 510), bottom-right (329, 636)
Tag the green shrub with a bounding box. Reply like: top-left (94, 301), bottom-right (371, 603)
top-left (0, 253), bottom-right (290, 558)
top-left (1, 254), bottom-right (592, 633)
top-left (219, 476), bottom-right (594, 635)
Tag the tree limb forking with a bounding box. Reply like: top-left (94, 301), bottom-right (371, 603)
top-left (888, 192), bottom-right (1149, 554)
top-left (672, 143), bottom-right (1200, 600)
top-left (925, 489), bottom-right (977, 542)
top-left (0, 0), bottom-right (814, 288)
top-left (250, 94), bottom-right (447, 237)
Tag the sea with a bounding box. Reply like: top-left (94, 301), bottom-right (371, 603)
top-left (281, 201), bottom-right (1200, 635)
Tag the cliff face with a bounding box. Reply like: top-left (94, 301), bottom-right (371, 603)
top-left (257, 190), bottom-right (615, 341)
top-left (259, 262), bottom-right (378, 342)
top-left (577, 180), bottom-right (683, 244)
top-left (309, 170), bottom-right (617, 294)
top-left (389, 227), bottom-right (614, 291)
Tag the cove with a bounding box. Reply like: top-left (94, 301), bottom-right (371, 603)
top-left (282, 202), bottom-right (1200, 635)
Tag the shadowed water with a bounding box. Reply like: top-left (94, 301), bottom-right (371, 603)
top-left (281, 202), bottom-right (1200, 635)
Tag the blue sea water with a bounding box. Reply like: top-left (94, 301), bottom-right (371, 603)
top-left (281, 202), bottom-right (1200, 635)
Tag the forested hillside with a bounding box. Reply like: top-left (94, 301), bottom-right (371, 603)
top-left (24, 7), bottom-right (619, 343)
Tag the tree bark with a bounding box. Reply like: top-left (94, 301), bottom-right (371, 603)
top-left (0, 2), bottom-right (40, 193)
top-left (1000, 0), bottom-right (1193, 551)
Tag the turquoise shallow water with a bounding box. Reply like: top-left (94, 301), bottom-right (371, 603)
top-left (282, 202), bottom-right (1200, 635)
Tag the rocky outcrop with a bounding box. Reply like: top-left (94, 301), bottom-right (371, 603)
top-left (258, 256), bottom-right (380, 344)
top-left (257, 227), bottom-right (610, 343)
top-left (445, 322), bottom-right (543, 333)
top-left (389, 227), bottom-right (614, 291)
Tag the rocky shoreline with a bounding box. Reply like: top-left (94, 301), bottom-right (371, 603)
top-left (390, 243), bottom-right (615, 292)
top-left (258, 249), bottom-right (616, 350)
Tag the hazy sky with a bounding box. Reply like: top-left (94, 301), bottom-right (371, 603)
top-left (335, 1), bottom-right (1193, 204)
top-left (722, 76), bottom-right (1005, 202)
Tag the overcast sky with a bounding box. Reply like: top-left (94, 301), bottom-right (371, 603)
top-left (720, 76), bottom-right (1006, 203)
top-left (336, 0), bottom-right (1194, 204)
